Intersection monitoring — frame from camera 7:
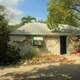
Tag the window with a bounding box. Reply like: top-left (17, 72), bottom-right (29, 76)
top-left (32, 37), bottom-right (43, 46)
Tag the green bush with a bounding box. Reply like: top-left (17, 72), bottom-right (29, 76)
top-left (22, 46), bottom-right (37, 60)
top-left (0, 45), bottom-right (21, 65)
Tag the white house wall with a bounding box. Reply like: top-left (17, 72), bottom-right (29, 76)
top-left (10, 35), bottom-right (76, 55)
top-left (45, 36), bottom-right (60, 55)
top-left (67, 36), bottom-right (77, 54)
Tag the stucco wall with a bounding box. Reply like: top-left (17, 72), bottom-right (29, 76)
top-left (10, 35), bottom-right (80, 56)
top-left (10, 35), bottom-right (60, 55)
top-left (44, 36), bottom-right (60, 55)
top-left (9, 36), bottom-right (32, 56)
top-left (67, 36), bottom-right (80, 54)
top-left (67, 36), bottom-right (73, 54)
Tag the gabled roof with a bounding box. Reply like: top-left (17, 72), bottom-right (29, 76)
top-left (11, 22), bottom-right (51, 36)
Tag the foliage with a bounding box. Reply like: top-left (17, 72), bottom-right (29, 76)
top-left (22, 46), bottom-right (37, 60)
top-left (0, 5), bottom-right (21, 65)
top-left (38, 20), bottom-right (46, 23)
top-left (47, 0), bottom-right (80, 29)
top-left (0, 8), bottom-right (9, 58)
top-left (0, 45), bottom-right (21, 65)
top-left (8, 16), bottom-right (37, 31)
top-left (21, 16), bottom-right (36, 25)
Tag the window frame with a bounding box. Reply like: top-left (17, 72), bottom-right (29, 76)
top-left (32, 36), bottom-right (44, 47)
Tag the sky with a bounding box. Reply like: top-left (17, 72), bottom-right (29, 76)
top-left (0, 0), bottom-right (48, 24)
top-left (19, 0), bottom-right (48, 20)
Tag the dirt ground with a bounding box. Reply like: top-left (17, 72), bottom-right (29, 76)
top-left (0, 55), bottom-right (80, 80)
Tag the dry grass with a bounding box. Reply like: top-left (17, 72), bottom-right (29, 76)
top-left (23, 54), bottom-right (80, 65)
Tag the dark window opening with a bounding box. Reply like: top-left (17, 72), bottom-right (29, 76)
top-left (60, 36), bottom-right (67, 54)
top-left (32, 37), bottom-right (44, 47)
top-left (33, 40), bottom-right (43, 47)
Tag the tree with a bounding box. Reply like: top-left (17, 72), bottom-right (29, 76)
top-left (0, 5), bottom-right (21, 65)
top-left (0, 6), bottom-right (9, 53)
top-left (47, 0), bottom-right (80, 29)
top-left (0, 5), bottom-right (9, 63)
top-left (21, 16), bottom-right (36, 25)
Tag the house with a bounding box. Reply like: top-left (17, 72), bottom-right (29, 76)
top-left (10, 22), bottom-right (80, 55)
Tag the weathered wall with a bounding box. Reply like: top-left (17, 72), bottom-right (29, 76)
top-left (10, 35), bottom-right (60, 55)
top-left (44, 36), bottom-right (60, 55)
top-left (67, 36), bottom-right (73, 54)
top-left (67, 36), bottom-right (78, 54)
top-left (9, 36), bottom-right (32, 56)
top-left (10, 35), bottom-right (78, 55)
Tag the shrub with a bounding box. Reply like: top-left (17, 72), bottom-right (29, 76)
top-left (0, 45), bottom-right (21, 65)
top-left (22, 46), bottom-right (38, 60)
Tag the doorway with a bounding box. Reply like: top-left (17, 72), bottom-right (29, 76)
top-left (60, 36), bottom-right (67, 54)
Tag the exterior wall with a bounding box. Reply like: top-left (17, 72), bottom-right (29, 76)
top-left (9, 35), bottom-right (60, 55)
top-left (10, 35), bottom-right (78, 55)
top-left (44, 36), bottom-right (60, 55)
top-left (67, 36), bottom-right (72, 54)
top-left (67, 36), bottom-right (78, 54)
top-left (9, 36), bottom-right (26, 46)
top-left (9, 36), bottom-right (32, 56)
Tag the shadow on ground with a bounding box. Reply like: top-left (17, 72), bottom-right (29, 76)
top-left (1, 64), bottom-right (80, 80)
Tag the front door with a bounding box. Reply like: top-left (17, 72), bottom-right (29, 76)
top-left (60, 36), bottom-right (67, 54)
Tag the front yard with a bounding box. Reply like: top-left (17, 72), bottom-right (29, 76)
top-left (22, 54), bottom-right (80, 65)
top-left (0, 54), bottom-right (80, 80)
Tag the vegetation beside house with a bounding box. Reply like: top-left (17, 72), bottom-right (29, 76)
top-left (0, 5), bottom-right (21, 65)
top-left (47, 0), bottom-right (80, 29)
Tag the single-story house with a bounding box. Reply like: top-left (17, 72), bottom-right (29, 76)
top-left (10, 22), bottom-right (80, 55)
